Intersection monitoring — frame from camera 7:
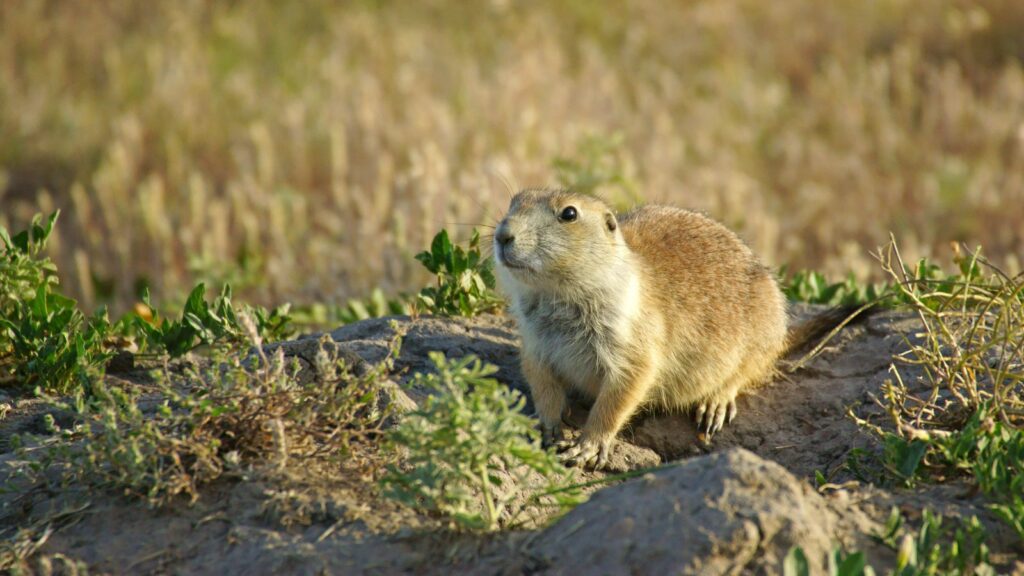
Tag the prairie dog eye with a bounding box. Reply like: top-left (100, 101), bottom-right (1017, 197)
top-left (558, 206), bottom-right (578, 222)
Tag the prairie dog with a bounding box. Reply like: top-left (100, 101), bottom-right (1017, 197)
top-left (493, 190), bottom-right (790, 468)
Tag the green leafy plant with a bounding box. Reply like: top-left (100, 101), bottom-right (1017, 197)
top-left (2, 211), bottom-right (294, 395)
top-left (876, 508), bottom-right (991, 576)
top-left (784, 546), bottom-right (873, 576)
top-left (291, 288), bottom-right (415, 328)
top-left (784, 508), bottom-right (991, 576)
top-left (132, 283), bottom-right (293, 357)
top-left (0, 211), bottom-right (119, 393)
top-left (780, 255), bottom-right (960, 307)
top-left (380, 352), bottom-right (583, 531)
top-left (923, 405), bottom-right (1024, 538)
top-left (781, 269), bottom-right (889, 306)
top-left (880, 434), bottom-right (929, 488)
top-left (415, 229), bottom-right (502, 317)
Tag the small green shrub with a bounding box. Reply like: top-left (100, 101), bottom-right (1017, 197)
top-left (380, 352), bottom-right (583, 531)
top-left (0, 211), bottom-right (120, 393)
top-left (26, 321), bottom-right (400, 506)
top-left (415, 229), bottom-right (502, 317)
top-left (2, 211), bottom-right (296, 395)
top-left (887, 404), bottom-right (1024, 539)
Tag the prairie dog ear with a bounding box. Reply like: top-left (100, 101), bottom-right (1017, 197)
top-left (604, 211), bottom-right (618, 232)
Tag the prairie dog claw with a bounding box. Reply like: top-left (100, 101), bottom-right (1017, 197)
top-left (556, 435), bottom-right (611, 470)
top-left (695, 398), bottom-right (737, 438)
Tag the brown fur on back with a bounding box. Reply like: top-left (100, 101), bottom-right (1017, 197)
top-left (621, 206), bottom-right (787, 377)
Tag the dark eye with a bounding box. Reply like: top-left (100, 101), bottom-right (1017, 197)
top-left (558, 206), bottom-right (578, 222)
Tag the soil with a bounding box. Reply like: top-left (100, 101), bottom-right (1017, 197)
top-left (1, 307), bottom-right (1021, 574)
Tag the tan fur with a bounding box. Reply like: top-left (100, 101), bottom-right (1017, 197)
top-left (494, 189), bottom-right (788, 466)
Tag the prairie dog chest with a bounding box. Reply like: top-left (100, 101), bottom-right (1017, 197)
top-left (517, 280), bottom-right (641, 393)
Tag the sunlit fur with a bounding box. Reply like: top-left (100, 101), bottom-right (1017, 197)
top-left (495, 189), bottom-right (788, 444)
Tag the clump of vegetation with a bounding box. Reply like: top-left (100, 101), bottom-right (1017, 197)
top-left (785, 508), bottom-right (991, 576)
top-left (292, 288), bottom-right (414, 328)
top-left (1, 211), bottom-right (120, 393)
top-left (856, 403), bottom-right (1024, 539)
top-left (24, 319), bottom-right (401, 506)
top-left (780, 257), bottom-right (964, 307)
top-left (415, 229), bottom-right (502, 318)
top-left (929, 407), bottom-right (1024, 538)
top-left (784, 546), bottom-right (871, 576)
top-left (877, 508), bottom-right (991, 576)
top-left (293, 227), bottom-right (502, 326)
top-left (132, 283), bottom-right (293, 357)
top-left (1, 210), bottom-right (296, 395)
top-left (874, 240), bottom-right (1022, 422)
top-left (380, 352), bottom-right (584, 532)
top-left (782, 269), bottom-right (891, 306)
top-left (849, 238), bottom-right (1024, 537)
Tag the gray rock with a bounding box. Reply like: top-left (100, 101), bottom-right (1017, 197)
top-left (529, 448), bottom-right (842, 575)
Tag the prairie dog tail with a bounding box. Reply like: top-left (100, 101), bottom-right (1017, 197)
top-left (782, 304), bottom-right (878, 369)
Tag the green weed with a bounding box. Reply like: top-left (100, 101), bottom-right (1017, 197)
top-left (782, 269), bottom-right (890, 306)
top-left (415, 229), bottom-right (502, 318)
top-left (290, 288), bottom-right (414, 329)
top-left (784, 508), bottom-right (992, 576)
top-left (877, 508), bottom-right (992, 576)
top-left (850, 238), bottom-right (1024, 541)
top-left (946, 414), bottom-right (1024, 539)
top-left (784, 546), bottom-right (873, 576)
top-left (780, 256), bottom-right (961, 307)
top-left (0, 211), bottom-right (120, 394)
top-left (380, 352), bottom-right (583, 531)
top-left (2, 210), bottom-right (296, 395)
top-left (23, 321), bottom-right (401, 506)
top-left (132, 283), bottom-right (293, 357)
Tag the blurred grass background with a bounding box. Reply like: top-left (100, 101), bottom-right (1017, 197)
top-left (2, 0), bottom-right (1023, 314)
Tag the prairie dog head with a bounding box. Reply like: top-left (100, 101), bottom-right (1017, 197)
top-left (494, 189), bottom-right (627, 294)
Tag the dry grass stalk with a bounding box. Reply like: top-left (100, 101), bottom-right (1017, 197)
top-left (876, 237), bottom-right (1024, 437)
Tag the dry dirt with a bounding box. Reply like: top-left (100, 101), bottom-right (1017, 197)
top-left (1, 307), bottom-right (1021, 574)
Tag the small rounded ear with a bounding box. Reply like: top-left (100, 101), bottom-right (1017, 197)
top-left (604, 212), bottom-right (617, 232)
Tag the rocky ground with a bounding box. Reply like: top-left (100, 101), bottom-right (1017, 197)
top-left (1, 308), bottom-right (1021, 574)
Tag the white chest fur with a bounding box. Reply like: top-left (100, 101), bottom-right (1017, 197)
top-left (515, 272), bottom-right (643, 397)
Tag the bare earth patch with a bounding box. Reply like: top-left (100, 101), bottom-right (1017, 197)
top-left (2, 308), bottom-right (1020, 574)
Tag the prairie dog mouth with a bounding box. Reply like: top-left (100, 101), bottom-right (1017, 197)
top-left (495, 244), bottom-right (535, 273)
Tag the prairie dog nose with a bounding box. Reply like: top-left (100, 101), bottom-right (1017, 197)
top-left (496, 225), bottom-right (515, 247)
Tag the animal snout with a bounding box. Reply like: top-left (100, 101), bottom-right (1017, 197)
top-left (496, 226), bottom-right (515, 247)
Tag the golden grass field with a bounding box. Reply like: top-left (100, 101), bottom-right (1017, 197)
top-left (2, 0), bottom-right (1023, 314)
